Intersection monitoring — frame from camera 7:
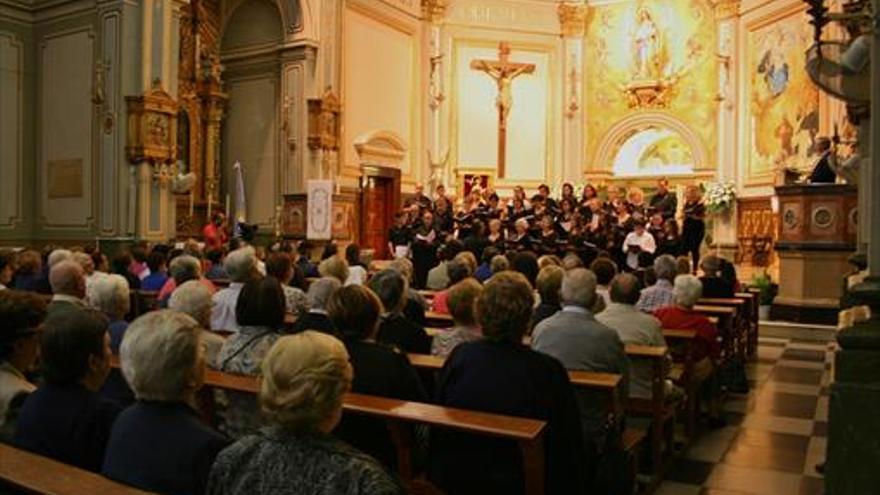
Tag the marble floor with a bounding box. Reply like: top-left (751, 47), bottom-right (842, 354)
top-left (654, 336), bottom-right (833, 495)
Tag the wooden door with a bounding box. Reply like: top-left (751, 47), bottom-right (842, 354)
top-left (362, 176), bottom-right (394, 259)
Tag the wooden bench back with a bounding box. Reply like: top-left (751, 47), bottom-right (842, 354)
top-left (0, 443), bottom-right (153, 495)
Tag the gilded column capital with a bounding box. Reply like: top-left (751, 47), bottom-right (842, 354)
top-left (421, 0), bottom-right (447, 24)
top-left (557, 2), bottom-right (589, 38)
top-left (712, 0), bottom-right (740, 20)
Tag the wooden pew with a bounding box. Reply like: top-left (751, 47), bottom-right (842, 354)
top-left (623, 343), bottom-right (677, 487)
top-left (662, 329), bottom-right (699, 437)
top-left (736, 291), bottom-right (760, 355)
top-left (425, 311), bottom-right (453, 328)
top-left (196, 367), bottom-right (547, 495)
top-left (693, 304), bottom-right (738, 361)
top-left (129, 290), bottom-right (159, 319)
top-left (699, 297), bottom-right (752, 359)
top-left (0, 443), bottom-right (153, 495)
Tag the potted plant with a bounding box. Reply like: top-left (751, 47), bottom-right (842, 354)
top-left (751, 271), bottom-right (776, 320)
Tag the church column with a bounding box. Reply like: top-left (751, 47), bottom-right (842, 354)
top-left (557, 2), bottom-right (587, 186)
top-left (712, 0), bottom-right (740, 258)
top-left (128, 0), bottom-right (188, 241)
top-left (825, 3), bottom-right (880, 491)
top-left (423, 0), bottom-right (448, 191)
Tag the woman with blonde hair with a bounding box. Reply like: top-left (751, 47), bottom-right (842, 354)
top-left (207, 331), bottom-right (403, 495)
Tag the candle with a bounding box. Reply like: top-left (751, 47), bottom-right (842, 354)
top-left (225, 193), bottom-right (231, 219)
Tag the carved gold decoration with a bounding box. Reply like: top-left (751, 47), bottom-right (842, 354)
top-left (125, 80), bottom-right (179, 164)
top-left (307, 87), bottom-right (341, 152)
top-left (621, 79), bottom-right (676, 109)
top-left (712, 0), bottom-right (740, 20)
top-left (421, 0), bottom-right (447, 24)
top-left (557, 2), bottom-right (588, 38)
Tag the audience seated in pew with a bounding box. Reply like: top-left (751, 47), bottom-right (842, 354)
top-left (11, 249), bottom-right (50, 294)
top-left (204, 248), bottom-right (228, 281)
top-left (15, 309), bottom-right (120, 472)
top-left (698, 255), bottom-right (736, 299)
top-left (266, 252), bottom-right (309, 319)
top-left (103, 310), bottom-right (230, 495)
top-left (92, 274), bottom-right (131, 354)
top-left (387, 258), bottom-right (428, 327)
top-left (589, 256), bottom-right (617, 312)
top-left (206, 331), bottom-right (404, 495)
top-left (637, 254), bottom-right (678, 313)
top-left (425, 240), bottom-right (463, 291)
top-left (46, 260), bottom-right (89, 320)
top-left (140, 250), bottom-right (169, 292)
top-left (597, 273), bottom-right (667, 401)
top-left (530, 265), bottom-right (563, 331)
top-left (158, 254), bottom-right (217, 305)
top-left (211, 248), bottom-right (260, 333)
top-left (654, 274), bottom-right (724, 428)
top-left (530, 268), bottom-right (631, 491)
top-left (367, 270), bottom-right (432, 354)
top-left (344, 244), bottom-right (369, 286)
top-left (0, 249), bottom-right (16, 290)
top-left (168, 281), bottom-right (226, 365)
top-left (430, 257), bottom-right (473, 315)
top-left (327, 285), bottom-right (426, 468)
top-left (318, 255), bottom-right (350, 286)
top-left (0, 291), bottom-right (46, 442)
top-left (432, 271), bottom-right (586, 495)
top-left (431, 279), bottom-right (483, 357)
top-left (288, 277), bottom-right (341, 336)
top-left (214, 277), bottom-right (286, 438)
top-left (473, 246), bottom-right (498, 282)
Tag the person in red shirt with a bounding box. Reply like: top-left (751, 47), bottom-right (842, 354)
top-left (203, 212), bottom-right (229, 251)
top-left (654, 274), bottom-right (725, 427)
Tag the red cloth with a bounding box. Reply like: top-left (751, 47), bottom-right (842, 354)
top-left (202, 223), bottom-right (228, 251)
top-left (432, 290), bottom-right (450, 314)
top-left (653, 306), bottom-right (720, 361)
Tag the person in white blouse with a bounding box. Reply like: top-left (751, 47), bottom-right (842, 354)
top-left (210, 247), bottom-right (259, 333)
top-left (622, 220), bottom-right (656, 270)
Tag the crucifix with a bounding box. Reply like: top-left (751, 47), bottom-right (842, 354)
top-left (470, 42), bottom-right (535, 179)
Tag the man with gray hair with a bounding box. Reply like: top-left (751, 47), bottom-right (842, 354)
top-left (210, 247), bottom-right (258, 333)
top-left (636, 254), bottom-right (677, 313)
top-left (288, 277), bottom-right (341, 335)
top-left (368, 269), bottom-right (432, 354)
top-left (597, 273), bottom-right (665, 400)
top-left (46, 261), bottom-right (89, 320)
top-left (46, 249), bottom-right (73, 269)
top-left (532, 268), bottom-right (630, 447)
top-left (169, 281), bottom-right (226, 365)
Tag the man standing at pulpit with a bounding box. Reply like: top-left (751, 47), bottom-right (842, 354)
top-left (808, 137), bottom-right (836, 184)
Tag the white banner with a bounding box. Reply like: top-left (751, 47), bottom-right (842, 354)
top-left (307, 180), bottom-right (333, 240)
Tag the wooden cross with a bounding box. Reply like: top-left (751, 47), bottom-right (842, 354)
top-left (470, 42), bottom-right (535, 179)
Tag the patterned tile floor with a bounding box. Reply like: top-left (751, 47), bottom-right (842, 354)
top-left (654, 336), bottom-right (833, 495)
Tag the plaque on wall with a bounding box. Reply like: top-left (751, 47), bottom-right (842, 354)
top-left (47, 159), bottom-right (84, 199)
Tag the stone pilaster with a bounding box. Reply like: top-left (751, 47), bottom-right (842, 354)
top-left (424, 0), bottom-right (448, 192)
top-left (557, 1), bottom-right (588, 185)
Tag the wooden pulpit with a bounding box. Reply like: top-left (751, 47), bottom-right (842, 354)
top-left (772, 184), bottom-right (858, 324)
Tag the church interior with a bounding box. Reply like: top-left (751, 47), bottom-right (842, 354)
top-left (1, 0), bottom-right (879, 494)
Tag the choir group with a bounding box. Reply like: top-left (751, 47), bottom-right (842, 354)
top-left (390, 178), bottom-right (708, 288)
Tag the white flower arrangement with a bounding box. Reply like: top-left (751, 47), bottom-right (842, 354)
top-left (704, 181), bottom-right (737, 214)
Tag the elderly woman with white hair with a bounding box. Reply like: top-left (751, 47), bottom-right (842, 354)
top-left (211, 247), bottom-right (259, 332)
top-left (653, 274), bottom-right (724, 427)
top-left (91, 274), bottom-right (131, 354)
top-left (102, 310), bottom-right (230, 495)
top-left (289, 277), bottom-right (341, 335)
top-left (206, 331), bottom-right (403, 495)
top-left (158, 254), bottom-right (216, 302)
top-left (169, 280), bottom-right (226, 365)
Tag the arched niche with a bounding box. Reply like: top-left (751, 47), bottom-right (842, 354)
top-left (594, 113), bottom-right (710, 178)
top-left (220, 0), bottom-right (284, 53)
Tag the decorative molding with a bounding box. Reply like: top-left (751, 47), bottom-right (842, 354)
top-left (712, 0), bottom-right (740, 20)
top-left (421, 0), bottom-right (446, 23)
top-left (125, 81), bottom-right (179, 164)
top-left (557, 2), bottom-right (588, 38)
top-left (353, 130), bottom-right (407, 166)
top-left (307, 87), bottom-right (341, 152)
top-left (0, 31), bottom-right (24, 230)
